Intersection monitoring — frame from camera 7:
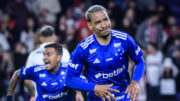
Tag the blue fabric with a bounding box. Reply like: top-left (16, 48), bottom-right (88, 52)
top-left (20, 63), bottom-right (70, 101)
top-left (65, 30), bottom-right (145, 100)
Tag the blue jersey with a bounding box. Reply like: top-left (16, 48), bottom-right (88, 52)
top-left (66, 30), bottom-right (145, 100)
top-left (20, 62), bottom-right (70, 101)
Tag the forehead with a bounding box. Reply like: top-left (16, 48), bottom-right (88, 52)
top-left (44, 47), bottom-right (55, 53)
top-left (90, 10), bottom-right (108, 22)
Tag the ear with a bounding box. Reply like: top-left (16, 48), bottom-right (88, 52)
top-left (57, 55), bottom-right (62, 62)
top-left (40, 36), bottom-right (44, 43)
top-left (88, 22), bottom-right (93, 30)
top-left (53, 35), bottom-right (57, 42)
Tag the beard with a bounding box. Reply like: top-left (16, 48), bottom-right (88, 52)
top-left (101, 32), bottom-right (110, 39)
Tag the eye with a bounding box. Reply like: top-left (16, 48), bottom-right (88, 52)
top-left (103, 18), bottom-right (108, 21)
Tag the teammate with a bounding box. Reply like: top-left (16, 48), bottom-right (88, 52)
top-left (7, 43), bottom-right (85, 101)
top-left (65, 5), bottom-right (145, 101)
top-left (24, 25), bottom-right (84, 101)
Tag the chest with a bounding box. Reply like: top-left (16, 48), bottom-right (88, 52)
top-left (36, 71), bottom-right (66, 92)
top-left (86, 42), bottom-right (128, 70)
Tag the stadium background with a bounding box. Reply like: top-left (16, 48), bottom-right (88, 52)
top-left (0, 0), bottom-right (180, 101)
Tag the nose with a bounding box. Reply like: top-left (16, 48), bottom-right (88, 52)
top-left (101, 21), bottom-right (106, 28)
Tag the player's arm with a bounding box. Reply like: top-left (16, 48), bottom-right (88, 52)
top-left (125, 35), bottom-right (145, 101)
top-left (7, 69), bottom-right (21, 98)
top-left (25, 80), bottom-right (36, 99)
top-left (7, 66), bottom-right (36, 101)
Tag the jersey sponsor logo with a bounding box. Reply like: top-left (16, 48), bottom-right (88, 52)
top-left (114, 43), bottom-right (121, 47)
top-left (93, 58), bottom-right (100, 64)
top-left (95, 66), bottom-right (126, 79)
top-left (135, 46), bottom-right (141, 55)
top-left (68, 62), bottom-right (79, 69)
top-left (51, 82), bottom-right (58, 85)
top-left (42, 91), bottom-right (68, 100)
top-left (41, 82), bottom-right (47, 86)
top-left (106, 58), bottom-right (113, 62)
top-left (34, 66), bottom-right (45, 72)
top-left (89, 48), bottom-right (97, 54)
top-left (39, 74), bottom-right (46, 77)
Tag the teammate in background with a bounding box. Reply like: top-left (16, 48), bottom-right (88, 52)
top-left (65, 5), bottom-right (145, 101)
top-left (7, 43), bottom-right (85, 101)
top-left (25, 25), bottom-right (83, 101)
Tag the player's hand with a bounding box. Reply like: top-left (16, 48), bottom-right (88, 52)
top-left (30, 96), bottom-right (36, 101)
top-left (125, 80), bottom-right (140, 101)
top-left (94, 84), bottom-right (120, 101)
top-left (75, 91), bottom-right (84, 101)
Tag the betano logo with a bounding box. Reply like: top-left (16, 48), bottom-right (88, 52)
top-left (68, 62), bottom-right (79, 69)
top-left (42, 92), bottom-right (67, 99)
top-left (95, 66), bottom-right (125, 79)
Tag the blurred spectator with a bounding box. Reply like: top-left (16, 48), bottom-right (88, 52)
top-left (124, 8), bottom-right (137, 28)
top-left (65, 8), bottom-right (75, 27)
top-left (107, 0), bottom-right (122, 28)
top-left (13, 42), bottom-right (29, 100)
top-left (76, 11), bottom-right (93, 42)
top-left (13, 42), bottom-right (28, 70)
top-left (157, 3), bottom-right (172, 27)
top-left (56, 15), bottom-right (67, 43)
top-left (33, 0), bottom-right (61, 24)
top-left (160, 57), bottom-right (178, 101)
top-left (136, 12), bottom-right (163, 50)
top-left (0, 13), bottom-right (15, 48)
top-left (20, 17), bottom-right (37, 53)
top-left (65, 26), bottom-right (78, 53)
top-left (163, 25), bottom-right (180, 56)
top-left (37, 14), bottom-right (47, 29)
top-left (6, 0), bottom-right (30, 29)
top-left (0, 32), bottom-right (10, 51)
top-left (145, 42), bottom-right (163, 101)
top-left (0, 50), bottom-right (14, 100)
top-left (119, 17), bottom-right (136, 38)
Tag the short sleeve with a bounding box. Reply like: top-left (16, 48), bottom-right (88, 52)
top-left (67, 44), bottom-right (85, 75)
top-left (127, 35), bottom-right (143, 63)
top-left (20, 66), bottom-right (36, 80)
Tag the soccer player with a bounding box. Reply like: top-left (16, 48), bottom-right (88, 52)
top-left (65, 5), bottom-right (145, 101)
top-left (7, 43), bottom-right (84, 101)
top-left (24, 25), bottom-right (84, 101)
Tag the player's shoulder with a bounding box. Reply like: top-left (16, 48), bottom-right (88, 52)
top-left (79, 35), bottom-right (95, 49)
top-left (33, 65), bottom-right (46, 72)
top-left (111, 30), bottom-right (128, 41)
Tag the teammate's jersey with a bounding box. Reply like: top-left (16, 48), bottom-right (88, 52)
top-left (67, 30), bottom-right (144, 100)
top-left (26, 42), bottom-right (70, 67)
top-left (20, 62), bottom-right (70, 101)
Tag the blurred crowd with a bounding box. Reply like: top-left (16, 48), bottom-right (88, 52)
top-left (0, 0), bottom-right (180, 101)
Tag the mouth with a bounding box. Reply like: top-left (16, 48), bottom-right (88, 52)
top-left (44, 61), bottom-right (51, 68)
top-left (101, 27), bottom-right (109, 33)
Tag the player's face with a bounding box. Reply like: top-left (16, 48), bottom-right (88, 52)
top-left (43, 48), bottom-right (61, 71)
top-left (88, 10), bottom-right (111, 37)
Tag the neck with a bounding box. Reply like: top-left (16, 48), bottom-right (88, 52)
top-left (95, 33), bottom-right (111, 45)
top-left (50, 63), bottom-right (60, 74)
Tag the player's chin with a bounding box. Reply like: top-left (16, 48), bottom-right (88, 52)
top-left (45, 66), bottom-right (51, 70)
